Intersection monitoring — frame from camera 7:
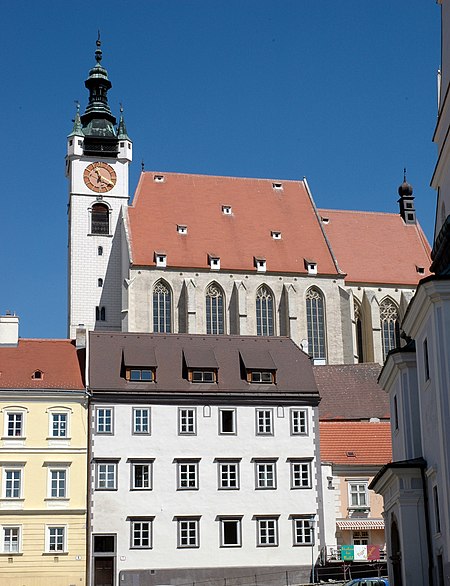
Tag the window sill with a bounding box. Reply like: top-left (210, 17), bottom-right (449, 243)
top-left (88, 233), bottom-right (113, 238)
top-left (0, 552), bottom-right (23, 556)
top-left (46, 437), bottom-right (71, 441)
top-left (42, 551), bottom-right (68, 556)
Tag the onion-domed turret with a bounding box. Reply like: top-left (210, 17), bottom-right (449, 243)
top-left (398, 169), bottom-right (416, 224)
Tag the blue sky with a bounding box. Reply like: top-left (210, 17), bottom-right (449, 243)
top-left (0, 1), bottom-right (440, 339)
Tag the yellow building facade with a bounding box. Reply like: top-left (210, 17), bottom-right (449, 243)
top-left (0, 326), bottom-right (88, 586)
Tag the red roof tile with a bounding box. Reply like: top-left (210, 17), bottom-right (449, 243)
top-left (318, 209), bottom-right (432, 285)
top-left (0, 340), bottom-right (84, 390)
top-left (314, 363), bottom-right (389, 421)
top-left (320, 421), bottom-right (392, 465)
top-left (128, 172), bottom-right (339, 274)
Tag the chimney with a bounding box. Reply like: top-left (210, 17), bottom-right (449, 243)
top-left (0, 313), bottom-right (19, 347)
top-left (75, 325), bottom-right (87, 349)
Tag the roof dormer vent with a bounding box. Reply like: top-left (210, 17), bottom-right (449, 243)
top-left (272, 182), bottom-right (283, 191)
top-left (208, 254), bottom-right (220, 270)
top-left (271, 231), bottom-right (282, 240)
top-left (154, 252), bottom-right (167, 268)
top-left (304, 259), bottom-right (317, 275)
top-left (153, 174), bottom-right (165, 183)
top-left (177, 225), bottom-right (188, 235)
top-left (254, 257), bottom-right (267, 273)
top-left (416, 266), bottom-right (425, 275)
top-left (222, 205), bottom-right (232, 215)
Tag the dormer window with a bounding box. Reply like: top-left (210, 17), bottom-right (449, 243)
top-left (209, 255), bottom-right (220, 270)
top-left (32, 370), bottom-right (43, 380)
top-left (177, 225), bottom-right (188, 235)
top-left (321, 217), bottom-right (329, 224)
top-left (254, 257), bottom-right (266, 273)
top-left (271, 231), bottom-right (281, 240)
top-left (189, 369), bottom-right (217, 383)
top-left (155, 252), bottom-right (167, 268)
top-left (222, 205), bottom-right (232, 215)
top-left (127, 368), bottom-right (156, 382)
top-left (416, 266), bottom-right (425, 274)
top-left (304, 259), bottom-right (317, 275)
top-left (272, 182), bottom-right (283, 191)
top-left (153, 174), bottom-right (165, 183)
top-left (248, 370), bottom-right (275, 384)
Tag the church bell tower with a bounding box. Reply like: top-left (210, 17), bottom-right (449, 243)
top-left (66, 36), bottom-right (132, 338)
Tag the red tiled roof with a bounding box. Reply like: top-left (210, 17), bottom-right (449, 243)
top-left (0, 340), bottom-right (84, 390)
top-left (318, 209), bottom-right (432, 285)
top-left (314, 363), bottom-right (390, 421)
top-left (320, 421), bottom-right (392, 465)
top-left (128, 172), bottom-right (339, 274)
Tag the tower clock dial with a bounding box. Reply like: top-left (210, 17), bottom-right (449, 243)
top-left (83, 162), bottom-right (117, 193)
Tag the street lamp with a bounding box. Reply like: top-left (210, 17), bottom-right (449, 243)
top-left (310, 516), bottom-right (316, 584)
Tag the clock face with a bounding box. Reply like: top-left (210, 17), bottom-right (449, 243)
top-left (83, 162), bottom-right (117, 193)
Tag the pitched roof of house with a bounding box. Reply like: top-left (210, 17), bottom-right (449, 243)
top-left (320, 421), bottom-right (392, 465)
top-left (313, 363), bottom-right (390, 421)
top-left (89, 332), bottom-right (319, 398)
top-left (0, 339), bottom-right (85, 390)
top-left (318, 209), bottom-right (432, 285)
top-left (128, 172), bottom-right (339, 275)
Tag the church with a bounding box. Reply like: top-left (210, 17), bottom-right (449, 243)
top-left (67, 38), bottom-right (431, 365)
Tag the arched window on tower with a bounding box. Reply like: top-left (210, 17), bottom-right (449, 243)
top-left (91, 203), bottom-right (109, 235)
top-left (354, 300), bottom-right (364, 363)
top-left (380, 298), bottom-right (400, 360)
top-left (153, 280), bottom-right (172, 333)
top-left (306, 287), bottom-right (326, 362)
top-left (256, 285), bottom-right (274, 336)
top-left (206, 283), bottom-right (225, 335)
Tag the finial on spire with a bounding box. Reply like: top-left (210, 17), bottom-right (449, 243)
top-left (403, 167), bottom-right (407, 182)
top-left (141, 159), bottom-right (145, 172)
top-left (95, 31), bottom-right (102, 63)
top-left (120, 102), bottom-right (124, 114)
top-left (75, 100), bottom-right (80, 114)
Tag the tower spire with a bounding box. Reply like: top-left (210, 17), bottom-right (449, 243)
top-left (397, 169), bottom-right (416, 224)
top-left (117, 103), bottom-right (130, 140)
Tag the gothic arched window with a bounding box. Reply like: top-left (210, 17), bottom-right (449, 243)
top-left (354, 300), bottom-right (364, 363)
top-left (256, 286), bottom-right (274, 336)
top-left (153, 280), bottom-right (172, 333)
top-left (91, 203), bottom-right (109, 235)
top-left (206, 283), bottom-right (225, 335)
top-left (306, 288), bottom-right (326, 361)
top-left (380, 298), bottom-right (400, 360)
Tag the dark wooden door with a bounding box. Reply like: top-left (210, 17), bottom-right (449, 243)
top-left (94, 557), bottom-right (114, 586)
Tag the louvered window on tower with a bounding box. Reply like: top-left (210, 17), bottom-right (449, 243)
top-left (91, 203), bottom-right (109, 235)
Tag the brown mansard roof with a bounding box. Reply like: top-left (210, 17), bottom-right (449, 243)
top-left (128, 171), bottom-right (431, 287)
top-left (89, 332), bottom-right (319, 398)
top-left (313, 363), bottom-right (389, 421)
top-left (0, 339), bottom-right (85, 390)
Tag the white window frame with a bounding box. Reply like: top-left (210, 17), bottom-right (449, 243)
top-left (292, 517), bottom-right (314, 545)
top-left (95, 462), bottom-right (118, 490)
top-left (290, 460), bottom-right (312, 489)
top-left (177, 461), bottom-right (199, 490)
top-left (130, 461), bottom-right (153, 491)
top-left (3, 467), bottom-right (23, 499)
top-left (254, 460), bottom-right (277, 489)
top-left (219, 517), bottom-right (242, 547)
top-left (1, 525), bottom-right (21, 553)
top-left (348, 480), bottom-right (369, 509)
top-left (3, 408), bottom-right (27, 438)
top-left (47, 407), bottom-right (71, 439)
top-left (256, 408), bottom-right (273, 435)
top-left (132, 408), bottom-right (151, 435)
top-left (256, 517), bottom-right (279, 547)
top-left (95, 407), bottom-right (114, 435)
top-left (48, 467), bottom-right (68, 499)
top-left (290, 409), bottom-right (308, 435)
top-left (177, 517), bottom-right (200, 548)
top-left (46, 525), bottom-right (67, 553)
top-left (218, 408), bottom-right (236, 435)
top-left (178, 408), bottom-right (196, 435)
top-left (130, 519), bottom-right (153, 549)
top-left (217, 460), bottom-right (240, 490)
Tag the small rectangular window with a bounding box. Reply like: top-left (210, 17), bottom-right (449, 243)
top-left (290, 409), bottom-right (307, 435)
top-left (4, 469), bottom-right (22, 499)
top-left (190, 370), bottom-right (216, 383)
top-left (51, 413), bottom-right (68, 438)
top-left (257, 518), bottom-right (278, 547)
top-left (249, 371), bottom-right (274, 384)
top-left (220, 518), bottom-right (242, 547)
top-left (2, 526), bottom-right (20, 553)
top-left (130, 520), bottom-right (152, 548)
top-left (256, 409), bottom-right (273, 435)
top-left (131, 462), bottom-right (152, 490)
top-left (48, 526), bottom-right (66, 552)
top-left (393, 395), bottom-right (399, 431)
top-left (177, 518), bottom-right (200, 548)
top-left (50, 469), bottom-right (67, 498)
top-left (219, 409), bottom-right (236, 434)
top-left (95, 462), bottom-right (117, 490)
top-left (96, 408), bottom-right (113, 434)
top-left (349, 482), bottom-right (368, 509)
top-left (128, 369), bottom-right (155, 382)
top-left (292, 518), bottom-right (313, 545)
top-left (423, 338), bottom-right (430, 382)
top-left (132, 408), bottom-right (150, 434)
top-left (178, 408), bottom-right (196, 435)
top-left (254, 461), bottom-right (276, 489)
top-left (290, 461), bottom-right (311, 489)
top-left (434, 485), bottom-right (441, 533)
top-left (6, 413), bottom-right (23, 437)
top-left (177, 461), bottom-right (199, 490)
top-left (218, 461), bottom-right (240, 489)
